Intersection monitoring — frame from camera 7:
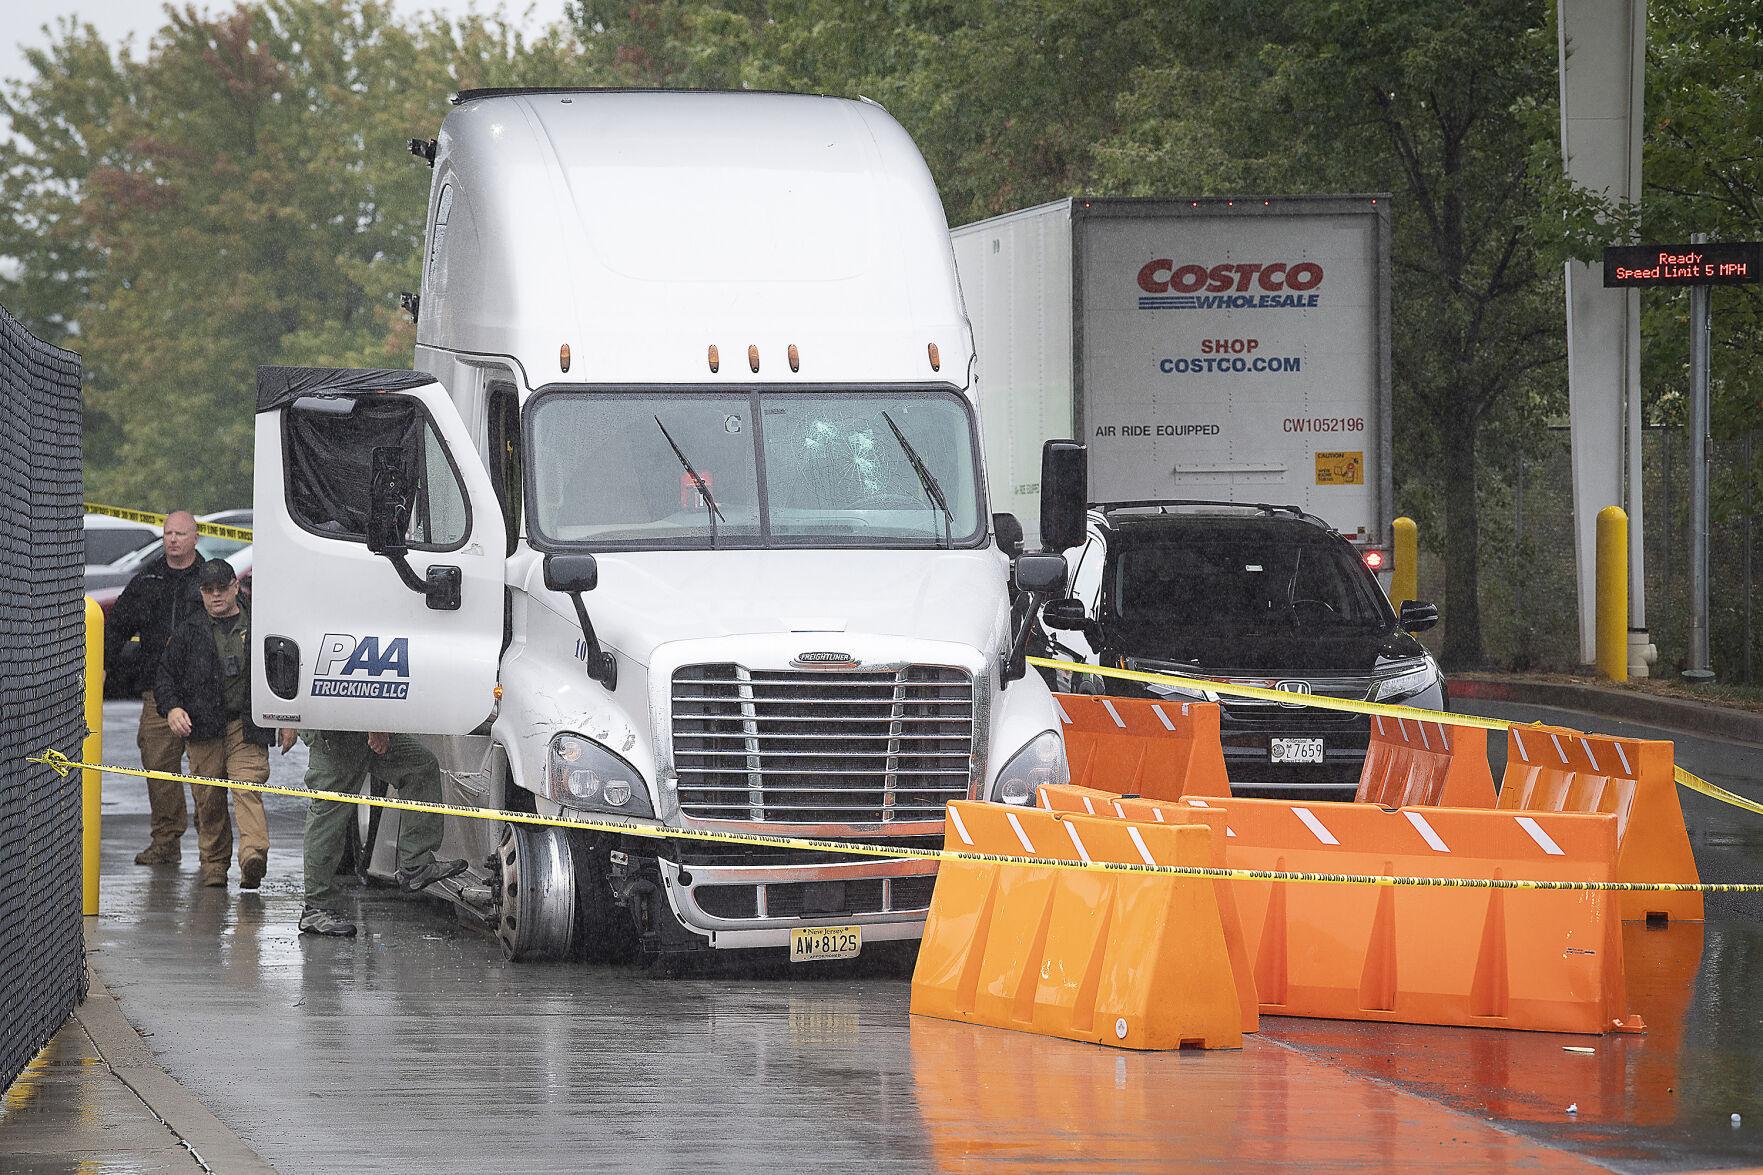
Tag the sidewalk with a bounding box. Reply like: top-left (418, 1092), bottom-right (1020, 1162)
top-left (1451, 673), bottom-right (1763, 745)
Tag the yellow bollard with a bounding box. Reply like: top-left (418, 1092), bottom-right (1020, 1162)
top-left (1391, 516), bottom-right (1418, 607)
top-left (83, 596), bottom-right (103, 916)
top-left (1596, 506), bottom-right (1629, 683)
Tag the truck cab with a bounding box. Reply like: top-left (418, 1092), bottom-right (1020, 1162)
top-left (250, 90), bottom-right (1074, 964)
top-left (1038, 502), bottom-right (1444, 795)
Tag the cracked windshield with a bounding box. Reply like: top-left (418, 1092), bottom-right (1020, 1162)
top-left (528, 391), bottom-right (983, 548)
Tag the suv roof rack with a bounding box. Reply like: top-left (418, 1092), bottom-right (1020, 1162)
top-left (1092, 499), bottom-right (1340, 534)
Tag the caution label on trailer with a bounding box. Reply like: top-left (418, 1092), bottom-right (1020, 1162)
top-left (1314, 451), bottom-right (1364, 485)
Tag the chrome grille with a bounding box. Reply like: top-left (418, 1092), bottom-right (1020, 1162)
top-left (671, 664), bottom-right (975, 824)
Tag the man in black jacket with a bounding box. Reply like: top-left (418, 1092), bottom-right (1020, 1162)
top-left (106, 510), bottom-right (204, 864)
top-left (156, 558), bottom-right (272, 888)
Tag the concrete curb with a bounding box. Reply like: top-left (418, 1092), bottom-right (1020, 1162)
top-left (78, 932), bottom-right (278, 1174)
top-left (1451, 675), bottom-right (1763, 746)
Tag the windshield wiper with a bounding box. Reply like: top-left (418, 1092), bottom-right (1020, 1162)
top-left (881, 411), bottom-right (953, 548)
top-left (654, 416), bottom-right (726, 547)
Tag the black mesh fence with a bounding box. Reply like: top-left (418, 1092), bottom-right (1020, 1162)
top-left (0, 304), bottom-right (86, 1091)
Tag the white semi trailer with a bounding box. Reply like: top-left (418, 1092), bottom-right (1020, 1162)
top-left (952, 196), bottom-right (1393, 561)
top-left (250, 90), bottom-right (1080, 965)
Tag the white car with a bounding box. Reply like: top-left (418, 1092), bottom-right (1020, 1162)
top-left (84, 513), bottom-right (160, 575)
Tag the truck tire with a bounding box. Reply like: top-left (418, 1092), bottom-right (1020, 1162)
top-left (495, 823), bottom-right (577, 962)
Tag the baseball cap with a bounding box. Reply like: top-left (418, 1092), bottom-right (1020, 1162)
top-left (198, 558), bottom-right (237, 589)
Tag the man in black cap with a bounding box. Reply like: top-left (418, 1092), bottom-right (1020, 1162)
top-left (106, 510), bottom-right (204, 864)
top-left (155, 558), bottom-right (273, 888)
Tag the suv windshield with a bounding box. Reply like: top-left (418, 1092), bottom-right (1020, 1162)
top-left (1110, 529), bottom-right (1390, 632)
top-left (526, 389), bottom-right (984, 549)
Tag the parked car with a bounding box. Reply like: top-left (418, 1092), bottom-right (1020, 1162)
top-left (84, 509), bottom-right (253, 594)
top-left (83, 513), bottom-right (160, 578)
top-left (1037, 501), bottom-right (1444, 795)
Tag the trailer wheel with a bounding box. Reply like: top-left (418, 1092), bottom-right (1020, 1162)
top-left (495, 823), bottom-right (577, 961)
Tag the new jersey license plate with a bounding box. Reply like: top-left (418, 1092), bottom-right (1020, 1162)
top-left (1270, 737), bottom-right (1325, 764)
top-left (790, 925), bottom-right (861, 963)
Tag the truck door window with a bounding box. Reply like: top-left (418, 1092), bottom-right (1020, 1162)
top-left (486, 383), bottom-right (522, 556)
top-left (284, 396), bottom-right (470, 551)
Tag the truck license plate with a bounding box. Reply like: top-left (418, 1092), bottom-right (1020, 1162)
top-left (790, 925), bottom-right (861, 963)
top-left (1270, 737), bottom-right (1324, 764)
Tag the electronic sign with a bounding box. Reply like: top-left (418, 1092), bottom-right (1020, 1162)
top-left (1603, 242), bottom-right (1760, 287)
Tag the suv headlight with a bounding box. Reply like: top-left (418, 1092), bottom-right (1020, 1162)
top-left (1372, 659), bottom-right (1438, 703)
top-left (991, 730), bottom-right (1068, 806)
top-left (545, 733), bottom-right (654, 818)
top-left (1122, 657), bottom-right (1212, 701)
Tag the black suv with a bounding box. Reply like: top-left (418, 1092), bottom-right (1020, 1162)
top-left (1037, 502), bottom-right (1443, 795)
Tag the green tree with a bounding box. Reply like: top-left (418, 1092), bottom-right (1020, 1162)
top-left (0, 0), bottom-right (583, 510)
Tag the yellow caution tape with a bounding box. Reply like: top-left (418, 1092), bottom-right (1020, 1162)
top-left (27, 749), bottom-right (1763, 894)
top-left (1028, 656), bottom-right (1763, 818)
top-left (84, 502), bottom-right (254, 544)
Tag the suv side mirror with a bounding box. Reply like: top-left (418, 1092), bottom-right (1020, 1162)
top-left (1399, 600), bottom-right (1439, 633)
top-left (1038, 440), bottom-right (1087, 553)
top-left (993, 512), bottom-right (1024, 560)
top-left (1013, 553), bottom-right (1068, 596)
top-left (1041, 597), bottom-right (1088, 631)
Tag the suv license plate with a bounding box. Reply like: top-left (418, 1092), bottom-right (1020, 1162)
top-left (790, 925), bottom-right (861, 963)
top-left (1270, 737), bottom-right (1325, 764)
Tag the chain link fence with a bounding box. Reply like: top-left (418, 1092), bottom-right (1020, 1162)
top-left (0, 304), bottom-right (86, 1091)
top-left (1417, 426), bottom-right (1762, 682)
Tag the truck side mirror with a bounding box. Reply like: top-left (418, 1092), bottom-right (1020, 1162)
top-left (1039, 440), bottom-right (1087, 552)
top-left (366, 445), bottom-right (413, 557)
top-left (543, 553), bottom-right (600, 594)
top-left (1041, 597), bottom-right (1088, 631)
top-left (1399, 600), bottom-right (1439, 633)
top-left (993, 512), bottom-right (1024, 559)
top-left (1013, 552), bottom-right (1068, 596)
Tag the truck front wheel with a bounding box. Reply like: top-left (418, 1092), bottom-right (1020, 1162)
top-left (495, 823), bottom-right (577, 961)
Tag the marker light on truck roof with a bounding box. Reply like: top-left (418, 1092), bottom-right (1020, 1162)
top-left (927, 342), bottom-right (941, 372)
top-left (1363, 549), bottom-right (1386, 570)
top-left (559, 343), bottom-right (571, 373)
top-left (707, 345), bottom-right (720, 373)
top-left (788, 344), bottom-right (800, 373)
top-left (748, 344), bottom-right (760, 373)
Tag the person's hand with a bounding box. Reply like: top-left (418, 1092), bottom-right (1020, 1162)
top-left (278, 727), bottom-right (298, 754)
top-left (367, 731), bottom-right (390, 756)
top-left (167, 707), bottom-right (193, 738)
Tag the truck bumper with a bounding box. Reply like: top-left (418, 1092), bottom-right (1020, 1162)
top-left (655, 855), bottom-right (938, 950)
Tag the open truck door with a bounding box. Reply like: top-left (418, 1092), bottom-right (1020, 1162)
top-left (251, 366), bottom-right (505, 735)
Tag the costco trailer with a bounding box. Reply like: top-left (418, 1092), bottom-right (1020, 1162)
top-left (953, 196), bottom-right (1392, 558)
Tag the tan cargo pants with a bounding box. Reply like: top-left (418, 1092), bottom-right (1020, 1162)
top-left (138, 690), bottom-right (189, 847)
top-left (184, 719), bottom-right (271, 871)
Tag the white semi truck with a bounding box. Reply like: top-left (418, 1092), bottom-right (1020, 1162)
top-left (250, 90), bottom-right (1081, 965)
top-left (952, 196), bottom-right (1393, 560)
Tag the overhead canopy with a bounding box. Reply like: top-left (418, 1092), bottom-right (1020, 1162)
top-left (255, 365), bottom-right (435, 413)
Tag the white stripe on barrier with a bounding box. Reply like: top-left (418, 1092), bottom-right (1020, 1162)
top-left (1404, 810), bottom-right (1451, 853)
top-left (1005, 810), bottom-right (1036, 854)
top-left (1064, 820), bottom-right (1093, 864)
top-left (1439, 723), bottom-right (1451, 752)
top-left (1081, 794), bottom-right (1096, 814)
top-left (1152, 704), bottom-right (1176, 731)
top-left (1037, 787), bottom-right (1051, 810)
top-left (1581, 738), bottom-right (1600, 773)
top-left (1614, 742), bottom-right (1632, 776)
top-left (949, 805), bottom-right (975, 846)
top-left (1418, 722), bottom-right (1431, 751)
top-left (1052, 698), bottom-right (1071, 725)
top-left (1293, 806), bottom-right (1340, 846)
top-left (1181, 703), bottom-right (1191, 717)
top-left (1515, 815), bottom-right (1566, 856)
top-left (1186, 798), bottom-right (1209, 806)
top-left (1151, 806), bottom-right (1165, 822)
top-left (1111, 800), bottom-right (1126, 818)
top-left (1374, 714), bottom-right (1387, 737)
top-left (1126, 825), bottom-right (1156, 866)
top-left (1397, 717), bottom-right (1409, 742)
top-left (1099, 698), bottom-right (1125, 728)
top-left (1550, 733), bottom-right (1569, 764)
top-left (1512, 728), bottom-right (1529, 760)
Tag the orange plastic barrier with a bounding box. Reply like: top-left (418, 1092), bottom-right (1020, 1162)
top-left (1355, 713), bottom-right (1497, 809)
top-left (911, 800), bottom-right (1247, 1050)
top-left (1040, 783), bottom-right (1639, 1035)
top-left (1052, 693), bottom-right (1230, 799)
top-left (1497, 724), bottom-right (1702, 922)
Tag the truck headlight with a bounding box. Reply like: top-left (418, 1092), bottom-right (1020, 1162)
top-left (991, 730), bottom-right (1068, 806)
top-left (1372, 659), bottom-right (1439, 703)
top-left (545, 733), bottom-right (654, 818)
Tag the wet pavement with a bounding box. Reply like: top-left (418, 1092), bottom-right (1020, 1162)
top-left (1, 698), bottom-right (1760, 1172)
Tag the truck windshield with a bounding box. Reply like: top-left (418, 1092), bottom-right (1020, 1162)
top-left (1111, 533), bottom-right (1390, 631)
top-left (525, 389), bottom-right (985, 549)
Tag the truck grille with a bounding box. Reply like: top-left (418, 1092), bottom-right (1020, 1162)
top-left (671, 664), bottom-right (975, 824)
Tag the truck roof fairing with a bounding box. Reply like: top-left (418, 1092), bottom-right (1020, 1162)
top-left (419, 90), bottom-right (974, 390)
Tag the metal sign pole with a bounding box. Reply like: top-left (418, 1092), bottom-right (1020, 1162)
top-left (1685, 233), bottom-right (1714, 682)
